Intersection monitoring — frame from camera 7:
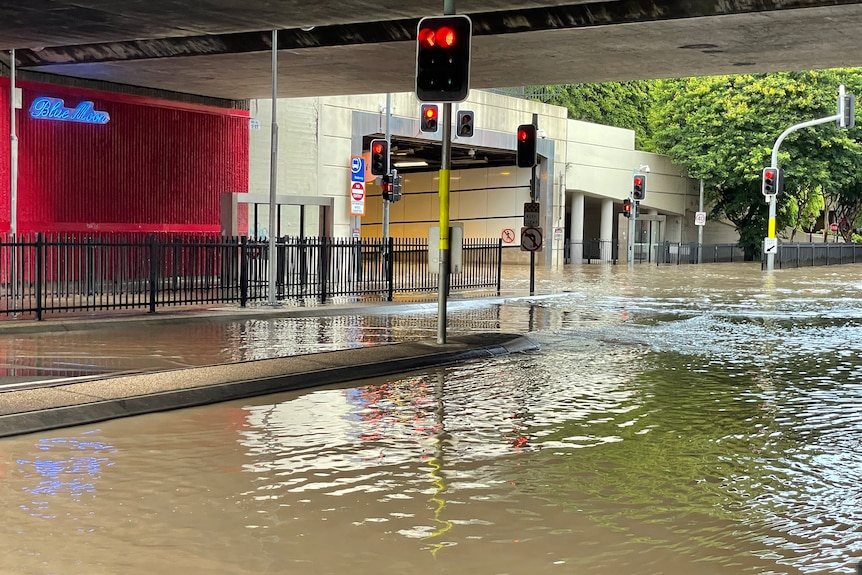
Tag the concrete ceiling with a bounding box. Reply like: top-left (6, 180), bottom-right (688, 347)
top-left (3, 0), bottom-right (862, 101)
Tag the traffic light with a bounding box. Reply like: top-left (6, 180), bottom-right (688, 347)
top-left (381, 173), bottom-right (393, 201)
top-left (632, 174), bottom-right (647, 201)
top-left (420, 104), bottom-right (439, 133)
top-left (516, 124), bottom-right (537, 168)
top-left (457, 110), bottom-right (474, 137)
top-left (622, 198), bottom-right (633, 218)
top-left (370, 139), bottom-right (388, 176)
top-left (415, 15), bottom-right (472, 103)
top-left (842, 94), bottom-right (856, 129)
top-left (391, 174), bottom-right (403, 202)
top-left (762, 167), bottom-right (781, 196)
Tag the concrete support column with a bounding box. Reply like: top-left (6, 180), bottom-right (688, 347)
top-left (645, 208), bottom-right (660, 263)
top-left (600, 198), bottom-right (614, 261)
top-left (570, 192), bottom-right (585, 264)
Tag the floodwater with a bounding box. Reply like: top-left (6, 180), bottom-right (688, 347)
top-left (1, 263), bottom-right (862, 575)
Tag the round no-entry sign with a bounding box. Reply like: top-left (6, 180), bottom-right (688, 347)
top-left (830, 222), bottom-right (838, 233)
top-left (351, 182), bottom-right (365, 201)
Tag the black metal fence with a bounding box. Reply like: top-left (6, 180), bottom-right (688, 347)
top-left (567, 240), bottom-right (748, 265)
top-left (0, 234), bottom-right (503, 320)
top-left (658, 242), bottom-right (748, 265)
top-left (766, 242), bottom-right (862, 269)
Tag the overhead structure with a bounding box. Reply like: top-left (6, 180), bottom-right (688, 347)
top-left (3, 1), bottom-right (862, 100)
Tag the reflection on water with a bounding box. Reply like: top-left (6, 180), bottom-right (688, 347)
top-left (2, 263), bottom-right (862, 574)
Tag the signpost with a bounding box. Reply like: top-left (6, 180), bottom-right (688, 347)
top-left (350, 156), bottom-right (365, 216)
top-left (520, 227), bottom-right (543, 252)
top-left (350, 181), bottom-right (365, 216)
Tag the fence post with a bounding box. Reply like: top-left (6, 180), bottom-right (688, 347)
top-left (35, 233), bottom-right (43, 321)
top-left (148, 234), bottom-right (158, 314)
top-left (386, 236), bottom-right (395, 302)
top-left (318, 238), bottom-right (329, 303)
top-left (240, 236), bottom-right (248, 308)
top-left (495, 238), bottom-right (503, 295)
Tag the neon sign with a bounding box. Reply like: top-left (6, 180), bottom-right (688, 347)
top-left (29, 97), bottom-right (110, 125)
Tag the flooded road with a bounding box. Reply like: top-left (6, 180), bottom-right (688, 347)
top-left (1, 263), bottom-right (861, 574)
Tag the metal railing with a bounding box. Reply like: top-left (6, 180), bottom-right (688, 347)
top-left (0, 234), bottom-right (502, 320)
top-left (566, 240), bottom-right (748, 265)
top-left (658, 242), bottom-right (748, 265)
top-left (766, 242), bottom-right (862, 269)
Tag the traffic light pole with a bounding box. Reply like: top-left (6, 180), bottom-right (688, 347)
top-left (766, 102), bottom-right (842, 272)
top-left (383, 93), bottom-right (392, 243)
top-left (529, 113), bottom-right (538, 296)
top-left (437, 102), bottom-right (452, 344)
top-left (433, 0), bottom-right (457, 345)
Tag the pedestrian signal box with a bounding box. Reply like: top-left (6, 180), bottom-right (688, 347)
top-left (762, 167), bottom-right (782, 196)
top-left (516, 124), bottom-right (537, 168)
top-left (370, 139), bottom-right (388, 176)
top-left (632, 174), bottom-right (647, 201)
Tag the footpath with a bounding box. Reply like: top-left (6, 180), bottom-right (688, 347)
top-left (0, 299), bottom-right (538, 438)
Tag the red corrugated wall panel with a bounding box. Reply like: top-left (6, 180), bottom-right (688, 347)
top-left (0, 81), bottom-right (9, 228)
top-left (0, 78), bottom-right (248, 235)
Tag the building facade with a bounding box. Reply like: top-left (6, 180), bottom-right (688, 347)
top-left (0, 75), bottom-right (249, 236)
top-left (247, 90), bottom-right (738, 265)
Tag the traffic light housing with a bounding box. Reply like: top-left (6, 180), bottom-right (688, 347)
top-left (391, 174), bottom-right (403, 202)
top-left (370, 139), bottom-right (388, 176)
top-left (762, 167), bottom-right (782, 196)
top-left (420, 104), bottom-right (439, 133)
top-left (457, 110), bottom-right (474, 137)
top-left (516, 124), bottom-right (537, 168)
top-left (632, 174), bottom-right (647, 201)
top-left (415, 15), bottom-right (472, 103)
top-left (622, 198), bottom-right (633, 218)
top-left (381, 172), bottom-right (403, 202)
top-left (841, 94), bottom-right (856, 129)
top-left (381, 174), bottom-right (392, 201)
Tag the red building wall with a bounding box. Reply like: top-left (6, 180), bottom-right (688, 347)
top-left (0, 78), bottom-right (248, 235)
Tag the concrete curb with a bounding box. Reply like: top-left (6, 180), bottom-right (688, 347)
top-left (0, 333), bottom-right (538, 438)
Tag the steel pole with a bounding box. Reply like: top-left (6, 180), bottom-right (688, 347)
top-left (267, 30), bottom-right (279, 305)
top-left (10, 49), bottom-right (17, 237)
top-left (9, 50), bottom-right (18, 315)
top-left (697, 179), bottom-right (704, 264)
top-left (436, 102), bottom-right (452, 344)
top-left (383, 93), bottom-right (391, 242)
top-left (529, 113), bottom-right (538, 295)
top-left (766, 106), bottom-right (841, 271)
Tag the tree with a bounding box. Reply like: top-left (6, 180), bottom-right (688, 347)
top-left (651, 70), bottom-right (862, 255)
top-left (534, 81), bottom-right (656, 150)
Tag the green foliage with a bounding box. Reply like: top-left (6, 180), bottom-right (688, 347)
top-left (650, 70), bottom-right (862, 253)
top-left (536, 81), bottom-right (656, 150)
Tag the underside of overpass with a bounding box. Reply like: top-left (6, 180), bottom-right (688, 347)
top-left (2, 0), bottom-right (862, 102)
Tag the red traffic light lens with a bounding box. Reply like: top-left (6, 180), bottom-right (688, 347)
top-left (518, 129), bottom-right (529, 142)
top-left (372, 143), bottom-right (384, 154)
top-left (418, 27), bottom-right (436, 48)
top-left (424, 107), bottom-right (438, 119)
top-left (437, 27), bottom-right (456, 48)
top-left (418, 26), bottom-right (457, 48)
top-left (634, 176), bottom-right (644, 186)
top-left (765, 170), bottom-right (775, 180)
